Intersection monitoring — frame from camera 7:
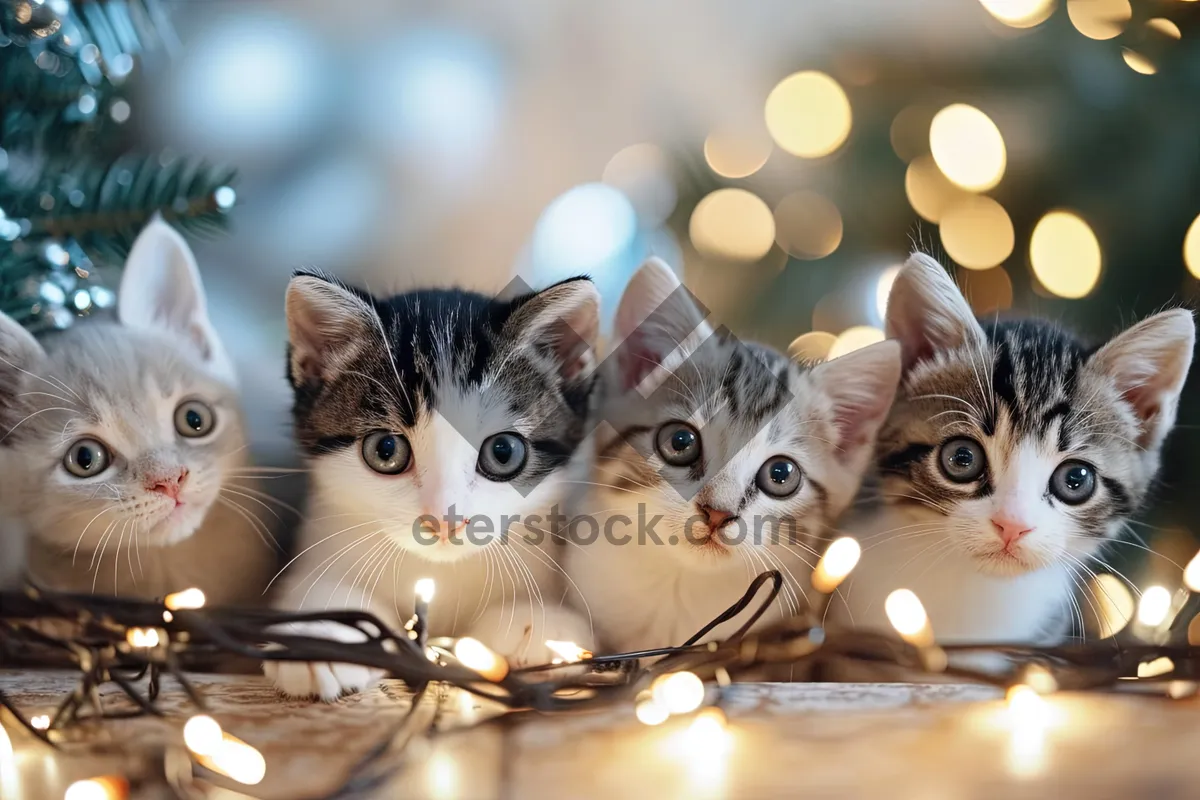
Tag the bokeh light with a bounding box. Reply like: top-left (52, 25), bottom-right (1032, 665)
top-left (957, 266), bottom-right (1014, 314)
top-left (829, 326), bottom-right (885, 359)
top-left (939, 195), bottom-right (1014, 270)
top-left (978, 0), bottom-right (1056, 29)
top-left (689, 188), bottom-right (776, 262)
top-left (703, 129), bottom-right (773, 178)
top-left (1147, 18), bottom-right (1182, 40)
top-left (1090, 574), bottom-right (1134, 636)
top-left (1137, 585), bottom-right (1173, 627)
top-left (905, 155), bottom-right (969, 223)
top-left (1184, 213), bottom-right (1200, 280)
top-left (1121, 49), bottom-right (1157, 75)
top-left (531, 183), bottom-right (638, 276)
top-left (875, 265), bottom-right (901, 321)
top-left (929, 104), bottom-right (1007, 192)
top-left (890, 104), bottom-right (935, 162)
top-left (1030, 210), bottom-right (1102, 298)
top-left (1067, 0), bottom-right (1131, 41)
top-left (773, 191), bottom-right (843, 260)
top-left (787, 331), bottom-right (837, 363)
top-left (602, 143), bottom-right (677, 227)
top-left (764, 71), bottom-right (852, 158)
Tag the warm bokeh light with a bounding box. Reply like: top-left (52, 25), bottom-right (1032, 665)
top-left (939, 196), bottom-right (1014, 270)
top-left (1023, 665), bottom-right (1058, 695)
top-left (602, 142), bottom-right (677, 226)
top-left (1147, 17), bottom-right (1182, 39)
top-left (164, 588), bottom-right (206, 611)
top-left (684, 707), bottom-right (730, 752)
top-left (703, 129), bottom-right (773, 179)
top-left (30, 714), bottom-right (50, 730)
top-left (1091, 573), bottom-right (1135, 637)
top-left (885, 589), bottom-right (932, 644)
top-left (202, 735), bottom-right (267, 786)
top-left (812, 537), bottom-right (862, 594)
top-left (1185, 550), bottom-right (1200, 592)
top-left (1137, 585), bottom-right (1173, 626)
top-left (1137, 656), bottom-right (1175, 678)
top-left (1184, 214), bottom-right (1200, 280)
top-left (828, 326), bottom-right (885, 360)
top-left (64, 777), bottom-right (129, 800)
top-left (635, 695), bottom-right (670, 726)
top-left (125, 627), bottom-right (161, 648)
top-left (427, 751), bottom-right (458, 800)
top-left (1029, 210), bottom-right (1101, 298)
top-left (905, 155), bottom-right (968, 223)
top-left (183, 714), bottom-right (224, 757)
top-left (787, 331), bottom-right (837, 363)
top-left (890, 104), bottom-right (935, 162)
top-left (978, 0), bottom-right (1056, 28)
top-left (545, 640), bottom-right (592, 664)
top-left (958, 266), bottom-right (1014, 314)
top-left (764, 71), bottom-right (852, 158)
top-left (773, 190), bottom-right (843, 260)
top-left (1121, 48), bottom-right (1157, 75)
top-left (689, 188), bottom-right (776, 262)
top-left (415, 577), bottom-right (436, 604)
top-left (1067, 0), bottom-right (1131, 40)
top-left (875, 265), bottom-right (902, 321)
top-left (454, 637), bottom-right (509, 681)
top-left (652, 671), bottom-right (706, 715)
top-left (929, 104), bottom-right (1006, 192)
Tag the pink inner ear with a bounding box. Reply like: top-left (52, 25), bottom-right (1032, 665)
top-left (617, 333), bottom-right (663, 392)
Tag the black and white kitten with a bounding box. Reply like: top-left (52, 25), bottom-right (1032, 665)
top-left (266, 272), bottom-right (599, 699)
top-left (834, 253), bottom-right (1195, 644)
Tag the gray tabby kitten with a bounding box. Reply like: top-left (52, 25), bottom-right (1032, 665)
top-left (834, 253), bottom-right (1195, 645)
top-left (265, 272), bottom-right (598, 700)
top-left (566, 258), bottom-right (902, 653)
top-left (0, 220), bottom-right (272, 604)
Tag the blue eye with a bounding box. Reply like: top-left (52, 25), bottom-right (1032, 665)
top-left (757, 457), bottom-right (802, 498)
top-left (362, 431), bottom-right (412, 475)
top-left (656, 422), bottom-right (702, 466)
top-left (938, 438), bottom-right (986, 483)
top-left (478, 433), bottom-right (528, 481)
top-left (1050, 460), bottom-right (1096, 505)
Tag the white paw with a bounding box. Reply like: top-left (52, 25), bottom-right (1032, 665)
top-left (466, 604), bottom-right (594, 668)
top-left (262, 621), bottom-right (384, 701)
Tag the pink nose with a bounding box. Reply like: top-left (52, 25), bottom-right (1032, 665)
top-left (991, 515), bottom-right (1034, 546)
top-left (146, 467), bottom-right (188, 501)
top-left (698, 505), bottom-right (735, 531)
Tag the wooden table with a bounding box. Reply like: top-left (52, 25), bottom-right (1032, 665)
top-left (1, 670), bottom-right (1197, 799)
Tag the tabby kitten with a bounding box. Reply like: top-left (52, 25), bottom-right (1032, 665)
top-left (0, 219), bottom-right (272, 604)
top-left (265, 272), bottom-right (599, 700)
top-left (833, 253), bottom-right (1195, 645)
top-left (566, 258), bottom-right (902, 653)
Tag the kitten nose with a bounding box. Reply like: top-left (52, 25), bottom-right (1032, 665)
top-left (146, 467), bottom-right (188, 501)
top-left (699, 504), bottom-right (735, 531)
top-left (991, 515), bottom-right (1034, 546)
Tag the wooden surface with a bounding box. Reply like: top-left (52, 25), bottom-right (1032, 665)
top-left (1, 670), bottom-right (1198, 799)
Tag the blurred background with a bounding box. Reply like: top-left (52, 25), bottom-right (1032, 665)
top-left (3, 0), bottom-right (1199, 637)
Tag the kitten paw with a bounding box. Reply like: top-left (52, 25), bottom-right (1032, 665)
top-left (262, 621), bottom-right (384, 701)
top-left (465, 604), bottom-right (595, 668)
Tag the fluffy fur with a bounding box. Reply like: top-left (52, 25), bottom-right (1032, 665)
top-left (0, 220), bottom-right (272, 604)
top-left (833, 253), bottom-right (1195, 646)
top-left (566, 258), bottom-right (902, 653)
top-left (265, 272), bottom-right (600, 700)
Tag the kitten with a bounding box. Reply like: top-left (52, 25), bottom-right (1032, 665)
top-left (833, 253), bottom-right (1195, 647)
top-left (565, 259), bottom-right (902, 653)
top-left (0, 220), bottom-right (273, 605)
top-left (264, 272), bottom-right (599, 700)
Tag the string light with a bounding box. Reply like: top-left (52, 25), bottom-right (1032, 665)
top-left (635, 694), bottom-right (670, 726)
top-left (703, 129), bottom-right (773, 179)
top-left (1029, 210), bottom-right (1101, 298)
top-left (651, 672), bottom-right (706, 715)
top-left (684, 707), bottom-right (730, 752)
top-left (453, 637), bottom-right (509, 681)
top-left (1137, 657), bottom-right (1175, 679)
top-left (773, 191), bottom-right (843, 260)
top-left (1067, 0), bottom-right (1131, 40)
top-left (545, 640), bottom-right (592, 664)
top-left (31, 714), bottom-right (50, 730)
top-left (828, 326), bottom-right (885, 360)
top-left (1023, 665), bottom-right (1058, 695)
top-left (1137, 585), bottom-right (1172, 627)
top-left (1090, 573), bottom-right (1135, 636)
top-left (164, 588), bottom-right (206, 611)
top-left (811, 537), bottom-right (862, 594)
top-left (64, 777), bottom-right (129, 800)
top-left (764, 71), bottom-right (852, 158)
top-left (929, 104), bottom-right (1006, 192)
top-left (125, 628), bottom-right (160, 648)
top-left (183, 715), bottom-right (223, 757)
top-left (978, 0), bottom-right (1056, 29)
top-left (689, 188), bottom-right (776, 262)
top-left (427, 750), bottom-right (458, 800)
top-left (939, 195), bottom-right (1015, 270)
top-left (885, 589), bottom-right (933, 646)
top-left (787, 331), bottom-right (837, 363)
top-left (1184, 214), bottom-right (1200, 280)
top-left (198, 734), bottom-right (267, 786)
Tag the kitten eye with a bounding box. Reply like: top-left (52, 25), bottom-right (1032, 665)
top-left (938, 437), bottom-right (986, 483)
top-left (175, 400), bottom-right (216, 438)
top-left (655, 422), bottom-right (702, 467)
top-left (757, 456), bottom-right (802, 498)
top-left (362, 431), bottom-right (412, 475)
top-left (63, 438), bottom-right (111, 478)
top-left (1050, 460), bottom-right (1096, 505)
top-left (478, 433), bottom-right (529, 481)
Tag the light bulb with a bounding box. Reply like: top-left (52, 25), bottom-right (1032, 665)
top-left (453, 637), bottom-right (509, 681)
top-left (651, 672), bottom-right (706, 715)
top-left (183, 715), bottom-right (223, 757)
top-left (812, 537), bottom-right (861, 593)
top-left (164, 588), bottom-right (206, 610)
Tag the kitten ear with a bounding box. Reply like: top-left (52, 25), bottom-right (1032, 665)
top-left (1087, 309), bottom-right (1195, 450)
top-left (612, 257), bottom-right (713, 391)
top-left (286, 272), bottom-right (380, 387)
top-left (118, 218), bottom-right (235, 383)
top-left (885, 253), bottom-right (986, 371)
top-left (503, 277), bottom-right (600, 382)
top-left (0, 311), bottom-right (47, 414)
top-left (810, 340), bottom-right (902, 452)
